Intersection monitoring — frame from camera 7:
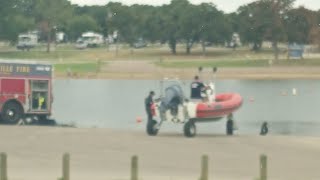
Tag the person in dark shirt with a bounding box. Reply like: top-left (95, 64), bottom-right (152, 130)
top-left (145, 91), bottom-right (155, 122)
top-left (190, 75), bottom-right (205, 99)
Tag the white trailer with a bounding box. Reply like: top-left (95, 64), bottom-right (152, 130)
top-left (17, 33), bottom-right (38, 51)
top-left (56, 32), bottom-right (66, 43)
top-left (76, 32), bottom-right (104, 48)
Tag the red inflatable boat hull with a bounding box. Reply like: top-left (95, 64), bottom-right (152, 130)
top-left (196, 93), bottom-right (243, 119)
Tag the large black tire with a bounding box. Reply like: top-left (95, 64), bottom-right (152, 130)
top-left (146, 119), bottom-right (158, 136)
top-left (183, 120), bottom-right (196, 138)
top-left (226, 119), bottom-right (234, 135)
top-left (1, 102), bottom-right (23, 124)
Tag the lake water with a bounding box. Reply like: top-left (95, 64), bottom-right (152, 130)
top-left (52, 79), bottom-right (320, 136)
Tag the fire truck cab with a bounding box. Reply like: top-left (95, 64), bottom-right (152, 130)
top-left (0, 62), bottom-right (53, 124)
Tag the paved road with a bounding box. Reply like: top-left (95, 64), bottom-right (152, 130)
top-left (0, 126), bottom-right (319, 180)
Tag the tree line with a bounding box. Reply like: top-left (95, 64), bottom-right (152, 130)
top-left (0, 0), bottom-right (319, 57)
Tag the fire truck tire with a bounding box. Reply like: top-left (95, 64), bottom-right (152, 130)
top-left (1, 101), bottom-right (23, 124)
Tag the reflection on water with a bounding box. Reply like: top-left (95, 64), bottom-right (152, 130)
top-left (52, 79), bottom-right (320, 136)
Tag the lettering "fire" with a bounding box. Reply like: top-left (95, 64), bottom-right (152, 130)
top-left (16, 66), bottom-right (30, 73)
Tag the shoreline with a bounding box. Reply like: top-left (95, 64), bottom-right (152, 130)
top-left (54, 66), bottom-right (320, 80)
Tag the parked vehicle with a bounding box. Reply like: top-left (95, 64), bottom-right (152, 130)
top-left (56, 32), bottom-right (67, 43)
top-left (75, 39), bottom-right (88, 49)
top-left (133, 38), bottom-right (147, 48)
top-left (16, 33), bottom-right (38, 51)
top-left (0, 62), bottom-right (54, 124)
top-left (75, 32), bottom-right (104, 49)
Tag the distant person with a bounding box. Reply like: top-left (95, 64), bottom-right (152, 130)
top-left (145, 91), bottom-right (155, 122)
top-left (190, 75), bottom-right (205, 99)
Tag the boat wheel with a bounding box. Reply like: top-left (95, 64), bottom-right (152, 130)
top-left (184, 120), bottom-right (196, 138)
top-left (226, 119), bottom-right (234, 135)
top-left (146, 119), bottom-right (159, 136)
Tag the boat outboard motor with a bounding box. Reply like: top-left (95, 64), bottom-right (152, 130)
top-left (159, 84), bottom-right (184, 116)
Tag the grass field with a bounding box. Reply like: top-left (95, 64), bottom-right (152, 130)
top-left (156, 58), bottom-right (320, 68)
top-left (54, 62), bottom-right (99, 73)
top-left (0, 43), bottom-right (289, 62)
top-left (1, 43), bottom-right (320, 75)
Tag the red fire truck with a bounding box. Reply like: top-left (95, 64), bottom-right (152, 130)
top-left (0, 62), bottom-right (53, 124)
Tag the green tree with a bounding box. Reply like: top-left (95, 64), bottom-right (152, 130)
top-left (107, 3), bottom-right (138, 45)
top-left (261, 0), bottom-right (295, 60)
top-left (143, 7), bottom-right (166, 43)
top-left (179, 3), bottom-right (199, 54)
top-left (198, 3), bottom-right (231, 55)
top-left (67, 15), bottom-right (100, 41)
top-left (0, 0), bottom-right (14, 40)
top-left (3, 15), bottom-right (35, 43)
top-left (33, 0), bottom-right (72, 52)
top-left (130, 5), bottom-right (156, 43)
top-left (237, 0), bottom-right (295, 59)
top-left (284, 7), bottom-right (315, 44)
top-left (0, 0), bottom-right (35, 43)
top-left (162, 1), bottom-right (231, 55)
top-left (161, 0), bottom-right (190, 54)
top-left (312, 11), bottom-right (320, 50)
top-left (237, 2), bottom-right (268, 51)
top-left (74, 5), bottom-right (109, 36)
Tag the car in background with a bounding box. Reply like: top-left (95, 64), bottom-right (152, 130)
top-left (133, 38), bottom-right (147, 48)
top-left (75, 39), bottom-right (88, 49)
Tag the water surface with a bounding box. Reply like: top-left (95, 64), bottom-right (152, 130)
top-left (52, 79), bottom-right (320, 136)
